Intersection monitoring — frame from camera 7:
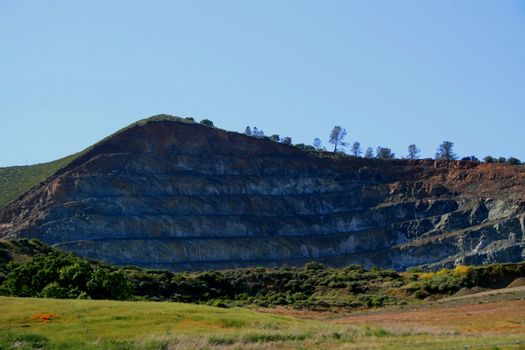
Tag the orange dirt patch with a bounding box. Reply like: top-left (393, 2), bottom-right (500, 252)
top-left (330, 300), bottom-right (525, 334)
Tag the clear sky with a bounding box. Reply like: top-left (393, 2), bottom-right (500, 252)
top-left (1, 0), bottom-right (524, 166)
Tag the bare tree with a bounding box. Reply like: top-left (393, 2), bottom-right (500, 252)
top-left (407, 144), bottom-right (420, 159)
top-left (350, 141), bottom-right (362, 157)
top-left (435, 141), bottom-right (456, 160)
top-left (329, 126), bottom-right (348, 152)
top-left (312, 138), bottom-right (322, 150)
top-left (364, 147), bottom-right (374, 158)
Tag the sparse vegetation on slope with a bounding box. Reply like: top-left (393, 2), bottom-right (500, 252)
top-left (0, 154), bottom-right (78, 208)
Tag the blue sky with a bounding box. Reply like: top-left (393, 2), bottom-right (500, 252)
top-left (1, 0), bottom-right (524, 166)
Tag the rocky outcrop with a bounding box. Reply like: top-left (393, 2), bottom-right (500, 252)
top-left (1, 116), bottom-right (524, 271)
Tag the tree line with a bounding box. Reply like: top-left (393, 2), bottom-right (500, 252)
top-left (188, 117), bottom-right (521, 165)
top-left (243, 124), bottom-right (521, 164)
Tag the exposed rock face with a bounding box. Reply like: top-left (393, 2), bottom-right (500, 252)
top-left (1, 118), bottom-right (524, 271)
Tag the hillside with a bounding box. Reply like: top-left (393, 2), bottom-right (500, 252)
top-left (0, 116), bottom-right (191, 208)
top-left (0, 155), bottom-right (78, 208)
top-left (1, 115), bottom-right (524, 271)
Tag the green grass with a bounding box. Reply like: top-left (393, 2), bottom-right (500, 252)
top-left (0, 297), bottom-right (524, 350)
top-left (0, 154), bottom-right (78, 208)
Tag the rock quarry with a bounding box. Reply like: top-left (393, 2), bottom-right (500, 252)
top-left (1, 117), bottom-right (524, 271)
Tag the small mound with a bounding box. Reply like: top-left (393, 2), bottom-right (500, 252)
top-left (452, 286), bottom-right (491, 297)
top-left (506, 277), bottom-right (525, 288)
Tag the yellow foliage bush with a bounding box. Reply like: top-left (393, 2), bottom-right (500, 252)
top-left (419, 272), bottom-right (435, 279)
top-left (454, 265), bottom-right (472, 275)
top-left (436, 269), bottom-right (449, 276)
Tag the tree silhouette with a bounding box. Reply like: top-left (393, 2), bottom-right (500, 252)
top-left (313, 138), bottom-right (322, 150)
top-left (435, 141), bottom-right (456, 160)
top-left (350, 141), bottom-right (362, 157)
top-left (364, 147), bottom-right (374, 158)
top-left (407, 144), bottom-right (420, 159)
top-left (376, 146), bottom-right (395, 159)
top-left (329, 126), bottom-right (348, 152)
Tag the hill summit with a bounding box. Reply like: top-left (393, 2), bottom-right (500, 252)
top-left (1, 115), bottom-right (524, 271)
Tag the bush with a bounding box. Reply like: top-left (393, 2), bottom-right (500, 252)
top-left (41, 282), bottom-right (69, 299)
top-left (461, 156), bottom-right (479, 162)
top-left (86, 268), bottom-right (133, 300)
top-left (294, 143), bottom-right (316, 151)
top-left (414, 289), bottom-right (430, 299)
top-left (200, 119), bottom-right (214, 127)
top-left (304, 261), bottom-right (326, 271)
top-left (364, 326), bottom-right (391, 337)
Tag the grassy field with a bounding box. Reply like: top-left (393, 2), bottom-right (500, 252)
top-left (1, 296), bottom-right (524, 350)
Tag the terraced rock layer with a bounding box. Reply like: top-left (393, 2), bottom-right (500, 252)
top-left (1, 117), bottom-right (524, 270)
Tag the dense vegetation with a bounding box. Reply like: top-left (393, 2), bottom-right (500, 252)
top-left (1, 239), bottom-right (524, 311)
top-left (0, 240), bottom-right (132, 300)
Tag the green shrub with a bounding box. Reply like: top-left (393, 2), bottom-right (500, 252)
top-left (414, 289), bottom-right (430, 299)
top-left (199, 119), bottom-right (214, 127)
top-left (364, 326), bottom-right (391, 337)
top-left (41, 282), bottom-right (69, 299)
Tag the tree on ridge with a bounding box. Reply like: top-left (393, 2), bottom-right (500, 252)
top-left (407, 144), bottom-right (420, 159)
top-left (435, 141), bottom-right (456, 160)
top-left (350, 141), bottom-right (362, 157)
top-left (329, 126), bottom-right (348, 152)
